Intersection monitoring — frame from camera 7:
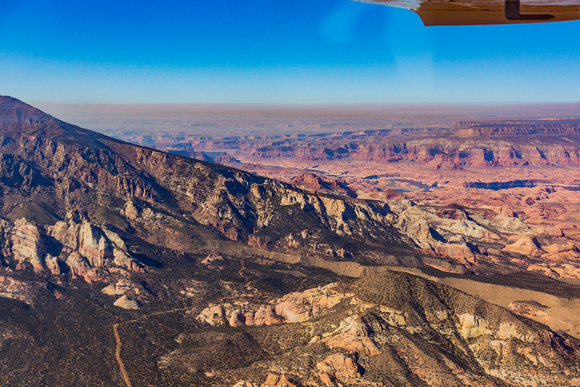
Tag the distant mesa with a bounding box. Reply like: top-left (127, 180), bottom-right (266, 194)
top-left (290, 172), bottom-right (357, 198)
top-left (0, 96), bottom-right (580, 386)
top-left (452, 119), bottom-right (580, 137)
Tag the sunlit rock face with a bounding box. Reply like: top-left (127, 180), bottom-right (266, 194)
top-left (216, 271), bottom-right (580, 387)
top-left (196, 283), bottom-right (352, 327)
top-left (49, 213), bottom-right (113, 267)
top-left (4, 96), bottom-right (580, 280)
top-left (1, 97), bottom-right (580, 386)
top-left (113, 295), bottom-right (140, 310)
top-left (139, 111), bottom-right (580, 279)
top-left (11, 218), bottom-right (45, 273)
top-left (0, 213), bottom-right (141, 283)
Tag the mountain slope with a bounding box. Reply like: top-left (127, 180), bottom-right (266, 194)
top-left (0, 96), bottom-right (579, 386)
top-left (0, 96), bottom-right (422, 271)
top-left (199, 270), bottom-right (580, 386)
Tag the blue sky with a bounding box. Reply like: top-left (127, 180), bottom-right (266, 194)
top-left (1, 0), bottom-right (579, 104)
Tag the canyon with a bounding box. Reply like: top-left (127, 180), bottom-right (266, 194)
top-left (72, 104), bottom-right (580, 281)
top-left (1, 97), bottom-right (580, 386)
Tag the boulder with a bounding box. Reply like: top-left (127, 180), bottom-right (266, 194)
top-left (114, 295), bottom-right (140, 310)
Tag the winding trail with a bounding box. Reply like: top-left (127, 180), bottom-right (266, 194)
top-left (113, 323), bottom-right (132, 387)
top-left (111, 307), bottom-right (192, 386)
top-left (112, 258), bottom-right (274, 384)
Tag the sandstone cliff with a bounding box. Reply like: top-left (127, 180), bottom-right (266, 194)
top-left (187, 271), bottom-right (580, 386)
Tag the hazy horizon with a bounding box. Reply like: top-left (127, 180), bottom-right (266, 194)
top-left (2, 0), bottom-right (580, 105)
top-left (31, 100), bottom-right (580, 137)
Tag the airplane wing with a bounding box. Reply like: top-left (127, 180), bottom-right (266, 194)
top-left (354, 0), bottom-right (580, 25)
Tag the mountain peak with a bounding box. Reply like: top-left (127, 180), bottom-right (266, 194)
top-left (0, 95), bottom-right (46, 116)
top-left (0, 95), bottom-right (107, 148)
top-left (0, 98), bottom-right (580, 386)
top-left (0, 95), bottom-right (61, 135)
top-left (0, 95), bottom-right (26, 104)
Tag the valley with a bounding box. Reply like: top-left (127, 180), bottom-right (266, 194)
top-left (55, 103), bottom-right (580, 280)
top-left (1, 97), bottom-right (580, 386)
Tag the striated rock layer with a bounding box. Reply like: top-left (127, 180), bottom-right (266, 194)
top-left (0, 96), bottom-right (418, 271)
top-left (0, 97), bottom-right (579, 386)
top-left (189, 271), bottom-right (580, 386)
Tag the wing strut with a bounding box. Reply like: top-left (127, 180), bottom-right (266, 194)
top-left (505, 0), bottom-right (555, 20)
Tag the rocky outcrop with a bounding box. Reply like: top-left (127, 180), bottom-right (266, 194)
top-left (192, 270), bottom-right (580, 386)
top-left (48, 212), bottom-right (113, 267)
top-left (123, 200), bottom-right (141, 219)
top-left (348, 271), bottom-right (580, 386)
top-left (526, 262), bottom-right (580, 279)
top-left (316, 353), bottom-right (362, 379)
top-left (101, 279), bottom-right (135, 295)
top-left (507, 301), bottom-right (552, 325)
top-left (452, 119), bottom-right (580, 137)
top-left (0, 275), bottom-right (35, 304)
top-left (503, 236), bottom-right (544, 256)
top-left (77, 222), bottom-right (111, 267)
top-left (166, 118), bottom-right (580, 168)
top-left (323, 315), bottom-right (381, 356)
top-left (0, 211), bottom-right (140, 282)
top-left (47, 211), bottom-right (141, 277)
top-left (458, 313), bottom-right (492, 339)
top-left (261, 374), bottom-right (297, 387)
top-left (113, 295), bottom-right (140, 310)
top-left (542, 242), bottom-right (580, 261)
top-left (290, 172), bottom-right (357, 198)
top-left (11, 219), bottom-right (45, 273)
top-left (44, 254), bottom-right (61, 275)
top-left (65, 252), bottom-right (92, 279)
top-left (196, 284), bottom-right (352, 327)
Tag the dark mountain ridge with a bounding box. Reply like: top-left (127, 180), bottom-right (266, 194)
top-left (0, 96), bottom-right (422, 271)
top-left (0, 97), bottom-right (580, 385)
